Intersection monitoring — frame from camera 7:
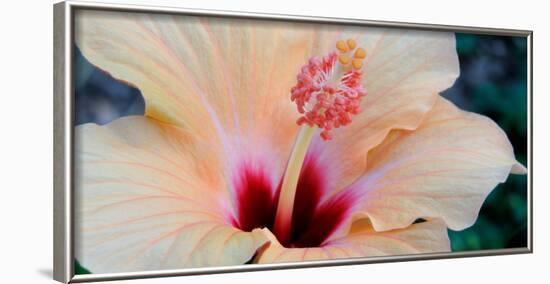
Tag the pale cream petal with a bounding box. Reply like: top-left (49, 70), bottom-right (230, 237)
top-left (319, 29), bottom-right (460, 192)
top-left (511, 163), bottom-right (528, 174)
top-left (255, 219), bottom-right (449, 263)
top-left (76, 10), bottom-right (460, 176)
top-left (75, 117), bottom-right (268, 273)
top-left (74, 10), bottom-right (310, 149)
top-left (75, 10), bottom-right (314, 182)
top-left (349, 97), bottom-right (526, 232)
top-left (75, 10), bottom-right (214, 140)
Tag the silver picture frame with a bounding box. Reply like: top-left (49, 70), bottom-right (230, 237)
top-left (53, 1), bottom-right (533, 282)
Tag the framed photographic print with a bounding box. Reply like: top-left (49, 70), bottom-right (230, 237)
top-left (53, 1), bottom-right (533, 283)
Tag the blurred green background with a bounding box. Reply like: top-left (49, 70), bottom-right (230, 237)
top-left (73, 32), bottom-right (529, 274)
top-left (441, 33), bottom-right (528, 251)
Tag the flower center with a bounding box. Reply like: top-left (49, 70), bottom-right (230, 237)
top-left (231, 39), bottom-right (367, 248)
top-left (231, 152), bottom-right (356, 248)
top-left (274, 39), bottom-right (368, 245)
top-left (291, 39), bottom-right (367, 140)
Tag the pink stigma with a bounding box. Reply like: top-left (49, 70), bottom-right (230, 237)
top-left (290, 42), bottom-right (368, 140)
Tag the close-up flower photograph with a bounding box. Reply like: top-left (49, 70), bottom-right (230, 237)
top-left (3, 0), bottom-right (547, 284)
top-left (71, 7), bottom-right (528, 276)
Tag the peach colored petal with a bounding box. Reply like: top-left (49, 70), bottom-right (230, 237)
top-left (255, 219), bottom-right (449, 263)
top-left (75, 117), bottom-right (268, 273)
top-left (76, 10), bottom-right (465, 199)
top-left (347, 97), bottom-right (526, 232)
top-left (75, 11), bottom-right (214, 141)
top-left (74, 10), bottom-right (309, 153)
top-left (76, 11), bottom-right (459, 183)
top-left (75, 10), bottom-right (316, 187)
top-left (318, 29), bottom-right (460, 193)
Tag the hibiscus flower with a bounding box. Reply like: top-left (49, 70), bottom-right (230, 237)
top-left (74, 9), bottom-right (526, 273)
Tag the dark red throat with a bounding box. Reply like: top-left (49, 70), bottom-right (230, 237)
top-left (231, 154), bottom-right (355, 248)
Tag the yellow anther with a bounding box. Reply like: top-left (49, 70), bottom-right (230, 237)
top-left (339, 54), bottom-right (350, 65)
top-left (336, 40), bottom-right (348, 52)
top-left (347, 39), bottom-right (357, 50)
top-left (354, 48), bottom-right (366, 59)
top-left (352, 58), bottom-right (363, 69)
